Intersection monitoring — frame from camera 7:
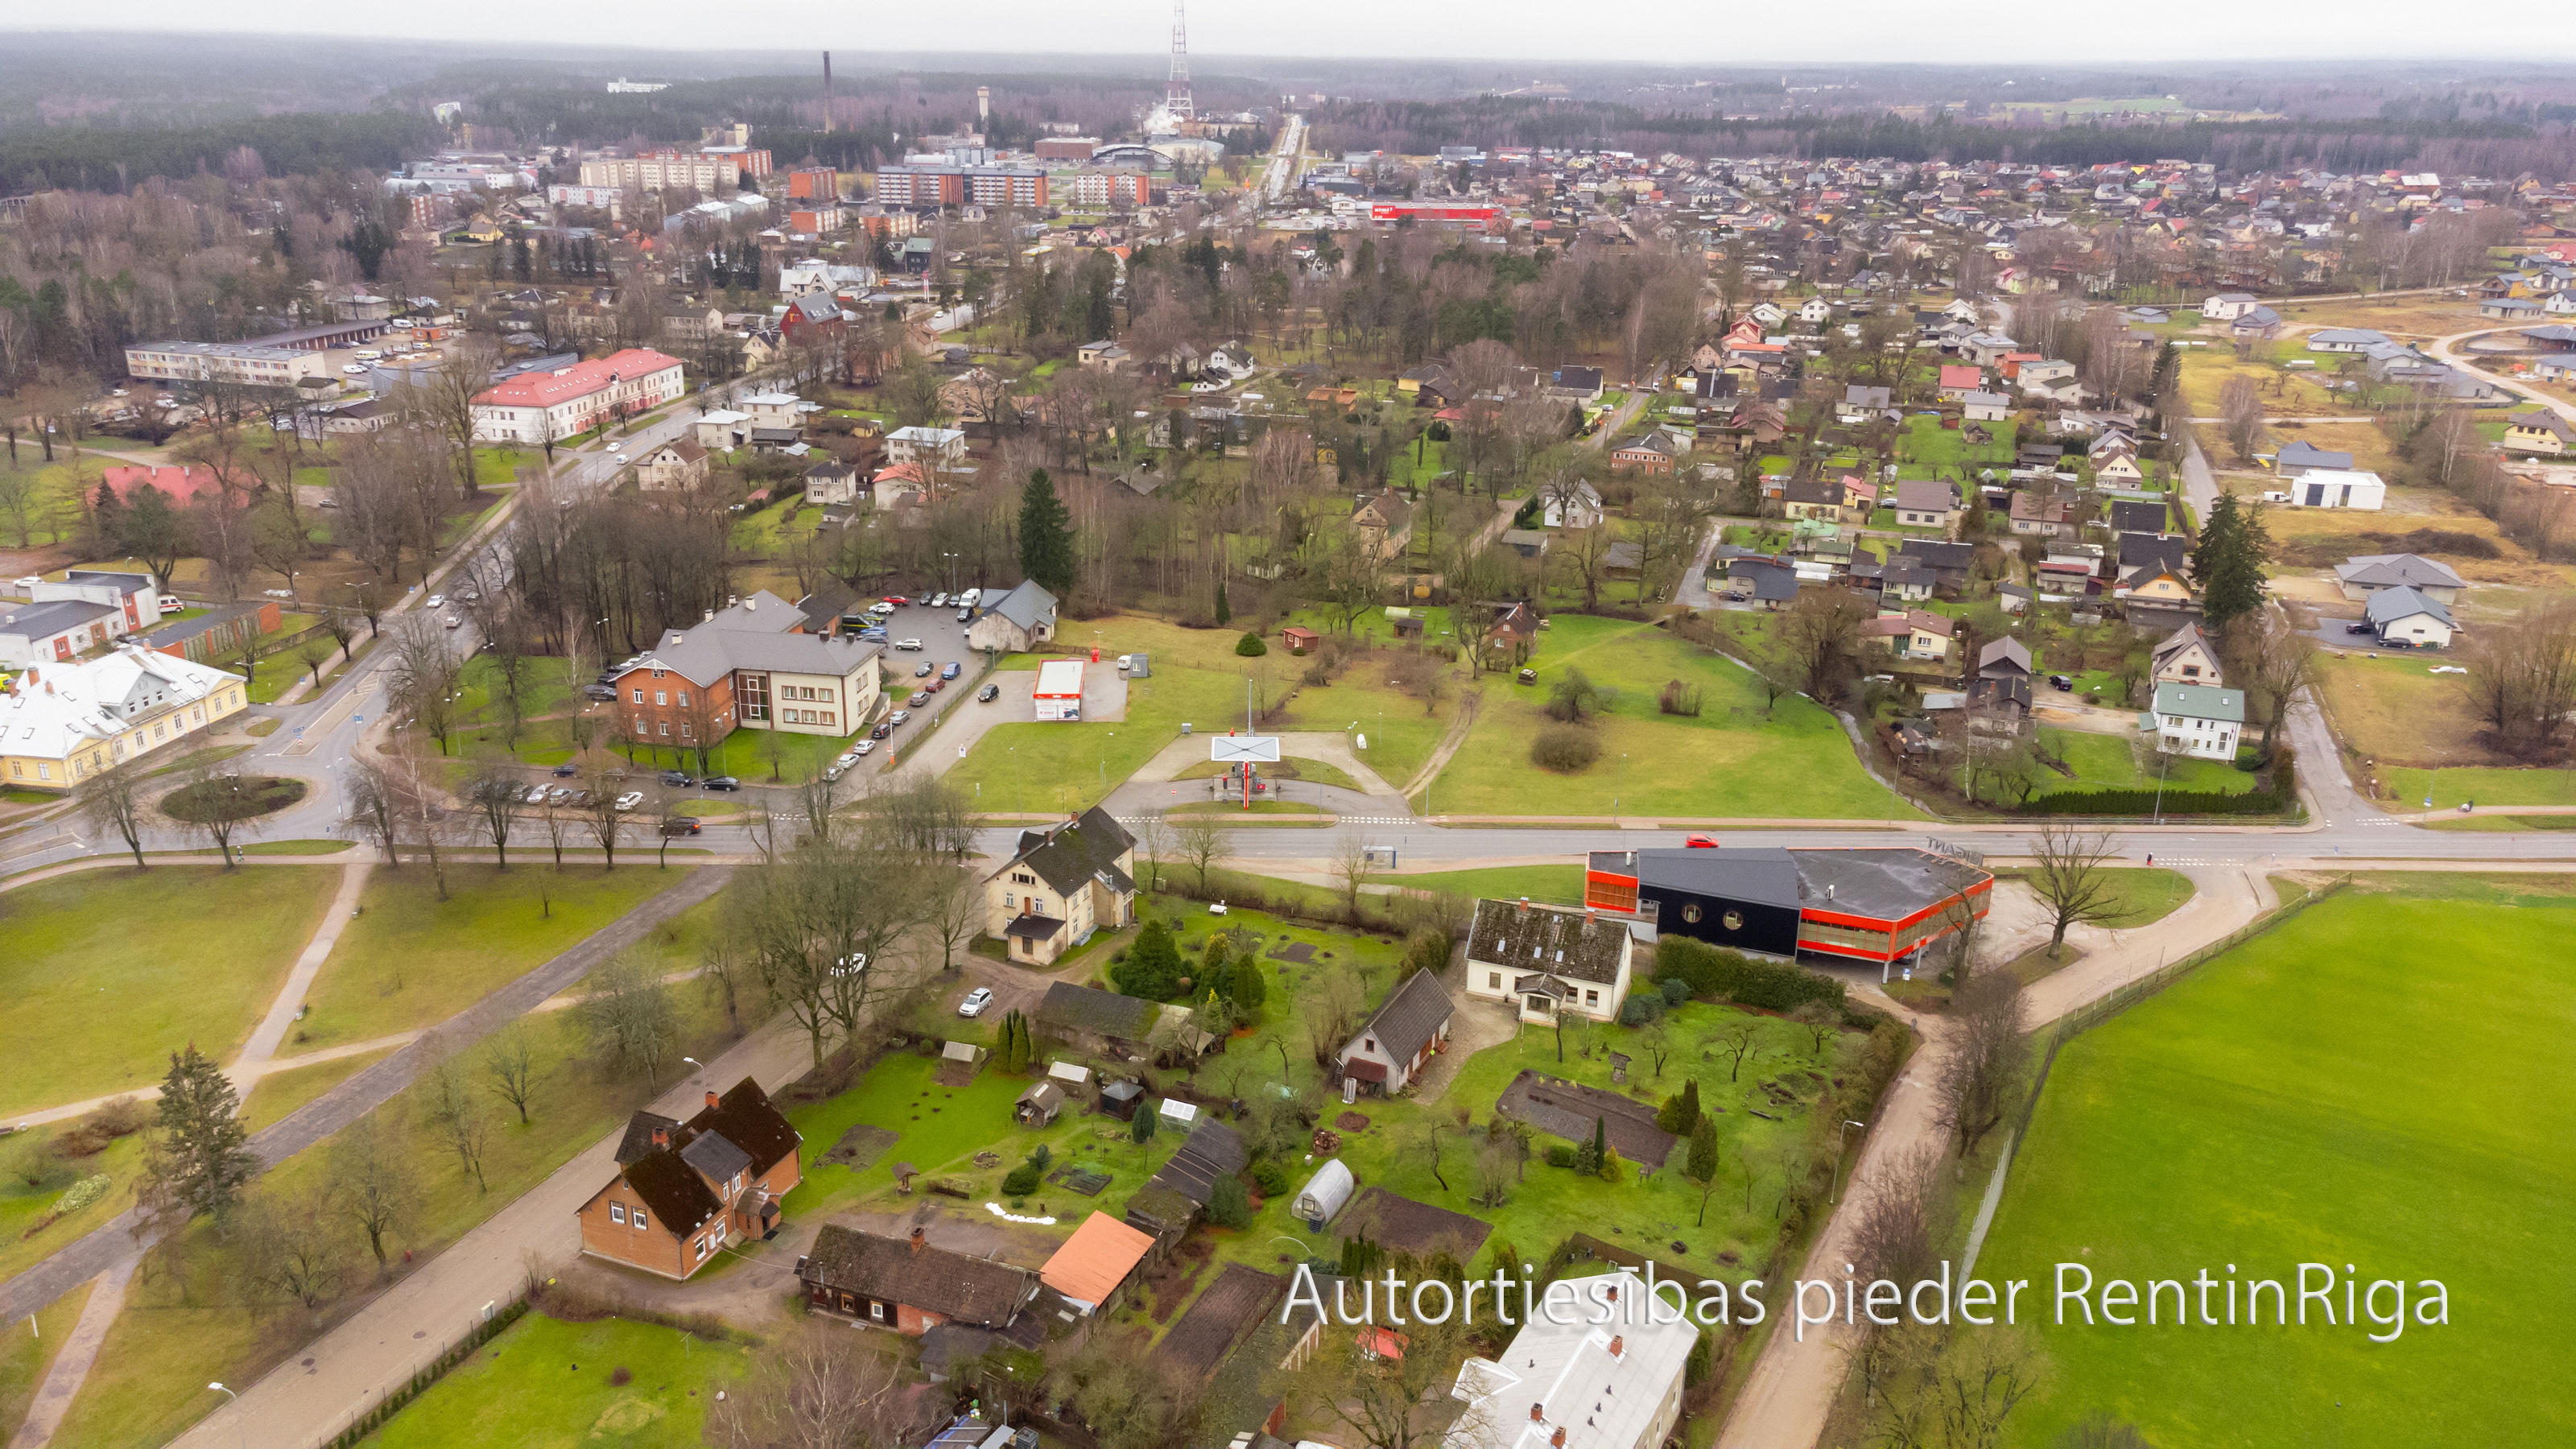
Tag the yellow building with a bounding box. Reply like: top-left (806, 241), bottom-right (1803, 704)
top-left (0, 648), bottom-right (250, 790)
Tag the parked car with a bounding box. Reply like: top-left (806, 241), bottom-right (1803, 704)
top-left (977, 682), bottom-right (1000, 703)
top-left (2347, 621), bottom-right (2377, 635)
top-left (427, 594), bottom-right (448, 609)
top-left (890, 709), bottom-right (911, 725)
top-left (957, 987), bottom-right (994, 1018)
top-left (824, 754), bottom-right (857, 782)
top-left (883, 596), bottom-right (910, 605)
top-left (859, 629), bottom-right (888, 642)
top-left (939, 662), bottom-right (961, 680)
top-left (909, 690), bottom-right (932, 708)
top-left (931, 592), bottom-right (951, 608)
top-left (552, 762), bottom-right (579, 778)
top-left (956, 606), bottom-right (972, 623)
top-left (443, 614), bottom-right (463, 630)
top-left (867, 601), bottom-right (896, 617)
top-left (2049, 674), bottom-right (2074, 690)
top-left (894, 638), bottom-right (924, 650)
top-left (583, 683), bottom-right (617, 701)
top-left (870, 721), bottom-right (892, 740)
top-left (547, 787), bottom-right (573, 805)
top-left (568, 791), bottom-right (594, 807)
top-left (955, 588), bottom-right (980, 609)
top-left (914, 662), bottom-right (935, 677)
top-left (852, 739), bottom-right (877, 756)
top-left (613, 791), bottom-right (645, 811)
top-left (521, 785), bottom-right (551, 805)
top-left (704, 776), bottom-right (740, 791)
top-left (605, 441), bottom-right (621, 452)
top-left (660, 817), bottom-right (702, 836)
top-left (659, 771), bottom-right (695, 787)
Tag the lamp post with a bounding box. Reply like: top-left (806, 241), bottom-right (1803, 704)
top-left (207, 1383), bottom-right (245, 1449)
top-left (1829, 1119), bottom-right (1867, 1203)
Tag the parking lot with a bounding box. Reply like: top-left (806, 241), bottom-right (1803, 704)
top-left (844, 596), bottom-right (983, 778)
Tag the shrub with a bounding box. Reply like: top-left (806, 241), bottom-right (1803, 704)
top-left (1207, 1173), bottom-right (1254, 1228)
top-left (51, 1174), bottom-right (110, 1218)
top-left (1653, 935), bottom-right (1845, 1012)
top-left (1253, 1160), bottom-right (1290, 1195)
top-left (1657, 679), bottom-right (1704, 716)
top-left (1543, 1143), bottom-right (1577, 1169)
top-left (1030, 1144), bottom-right (1052, 1171)
top-left (1001, 1162), bottom-right (1042, 1196)
top-left (1531, 724), bottom-right (1600, 773)
top-left (1545, 666), bottom-right (1609, 723)
top-left (1617, 993), bottom-right (1663, 1026)
top-left (609, 1367), bottom-right (634, 1387)
top-left (1658, 976), bottom-right (1691, 1008)
top-left (1426, 420), bottom-right (1452, 441)
top-left (1236, 632), bottom-right (1268, 657)
top-left (1402, 928), bottom-right (1452, 976)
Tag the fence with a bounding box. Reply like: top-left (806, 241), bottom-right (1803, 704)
top-left (320, 1294), bottom-right (528, 1448)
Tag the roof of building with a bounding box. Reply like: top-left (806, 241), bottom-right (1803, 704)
top-left (1891, 477), bottom-right (1956, 513)
top-left (1979, 636), bottom-right (2033, 675)
top-left (1466, 899), bottom-right (1631, 985)
top-left (473, 348), bottom-right (683, 409)
top-left (2334, 552), bottom-right (2467, 592)
top-left (2108, 499), bottom-right (2168, 535)
top-left (1897, 538), bottom-right (1974, 570)
top-left (1001, 806), bottom-right (1135, 898)
top-left (1345, 968), bottom-right (1455, 1067)
top-left (2153, 621), bottom-right (2214, 670)
top-left (2364, 584), bottom-right (2454, 628)
top-left (0, 597), bottom-right (115, 641)
top-left (1039, 1212), bottom-right (1157, 1309)
top-left (1038, 981), bottom-right (1160, 1041)
top-left (1596, 845), bottom-right (1988, 923)
top-left (2154, 681), bottom-right (2246, 723)
top-left (621, 588), bottom-right (879, 687)
top-left (97, 464), bottom-right (221, 505)
top-left (2276, 439), bottom-right (2355, 469)
top-left (2119, 531), bottom-right (2190, 574)
top-left (1144, 1117), bottom-right (1248, 1208)
top-left (1446, 1269), bottom-right (1700, 1449)
top-left (980, 579), bottom-right (1059, 634)
top-left (801, 1225), bottom-right (1038, 1327)
top-left (618, 1143), bottom-right (724, 1236)
top-left (0, 647), bottom-right (242, 763)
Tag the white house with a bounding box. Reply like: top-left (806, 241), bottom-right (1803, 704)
top-left (469, 349), bottom-right (686, 444)
top-left (1796, 296), bottom-right (1831, 325)
top-left (1447, 1270), bottom-right (1696, 1449)
top-left (2334, 552), bottom-right (2466, 605)
top-left (1542, 481), bottom-right (1605, 530)
top-left (2202, 292), bottom-right (2260, 321)
top-left (1463, 898), bottom-right (1637, 1025)
top-left (2363, 586), bottom-right (2455, 649)
top-left (2151, 682), bottom-right (2244, 762)
top-left (1960, 390), bottom-right (2012, 422)
top-left (2284, 469), bottom-right (2385, 510)
top-left (885, 426), bottom-right (968, 469)
top-left (1333, 969), bottom-right (1455, 1096)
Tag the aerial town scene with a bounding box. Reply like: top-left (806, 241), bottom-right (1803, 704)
top-left (0, 6), bottom-right (2566, 1448)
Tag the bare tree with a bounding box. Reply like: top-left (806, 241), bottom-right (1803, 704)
top-left (328, 1115), bottom-right (419, 1278)
top-left (709, 1319), bottom-right (910, 1449)
top-left (2218, 374), bottom-right (2264, 463)
top-left (922, 863), bottom-right (984, 976)
top-left (384, 617), bottom-right (464, 754)
top-left (576, 948), bottom-right (682, 1088)
top-left (1934, 968), bottom-right (2027, 1160)
top-left (2025, 821), bottom-right (2123, 956)
top-left (484, 1021), bottom-right (538, 1125)
top-left (78, 757), bottom-right (151, 868)
top-left (1132, 811), bottom-right (1176, 894)
top-left (426, 1042), bottom-right (493, 1191)
top-left (580, 766), bottom-right (631, 869)
top-left (464, 771), bottom-right (524, 869)
top-left (1330, 826), bottom-right (1377, 917)
top-left (2226, 609), bottom-right (2321, 766)
top-left (1175, 811), bottom-right (1225, 894)
top-left (1777, 585), bottom-right (1872, 704)
top-left (1291, 1312), bottom-right (1496, 1449)
top-left (174, 745), bottom-right (265, 867)
top-left (238, 1183), bottom-right (341, 1310)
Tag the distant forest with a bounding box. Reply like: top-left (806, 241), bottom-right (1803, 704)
top-left (1310, 98), bottom-right (2576, 180)
top-left (0, 112), bottom-right (444, 194)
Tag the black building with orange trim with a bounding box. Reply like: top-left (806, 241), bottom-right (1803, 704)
top-left (1584, 846), bottom-right (1992, 973)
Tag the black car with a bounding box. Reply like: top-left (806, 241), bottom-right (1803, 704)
top-left (977, 682), bottom-right (1000, 703)
top-left (914, 662), bottom-right (934, 677)
top-left (2048, 674), bottom-right (2074, 691)
top-left (871, 722), bottom-right (892, 741)
top-left (659, 770), bottom-right (696, 787)
top-left (703, 776), bottom-right (741, 791)
top-left (659, 817), bottom-right (703, 837)
top-left (551, 763), bottom-right (579, 778)
top-left (2347, 621), bottom-right (2377, 635)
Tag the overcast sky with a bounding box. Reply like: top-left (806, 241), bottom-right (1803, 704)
top-left (19, 2), bottom-right (2569, 67)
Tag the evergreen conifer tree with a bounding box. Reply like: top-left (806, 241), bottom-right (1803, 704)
top-left (1018, 469), bottom-right (1076, 595)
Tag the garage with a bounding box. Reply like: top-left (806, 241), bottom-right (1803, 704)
top-left (1034, 658), bottom-right (1085, 720)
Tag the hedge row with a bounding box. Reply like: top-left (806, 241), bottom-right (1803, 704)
top-left (1651, 936), bottom-right (1846, 1013)
top-left (2016, 786), bottom-right (2289, 816)
top-left (328, 1298), bottom-right (528, 1447)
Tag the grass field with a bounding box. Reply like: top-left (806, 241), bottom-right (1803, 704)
top-left (241, 1047), bottom-right (398, 1133)
top-left (2379, 764), bottom-right (2576, 810)
top-left (0, 1281), bottom-right (93, 1443)
top-left (298, 865), bottom-right (695, 1047)
top-left (0, 865), bottom-right (339, 1118)
top-left (1425, 617), bottom-right (1917, 819)
top-left (1977, 877), bottom-right (2576, 1447)
top-left (362, 1311), bottom-right (744, 1447)
top-left (1387, 864), bottom-right (1587, 904)
top-left (2308, 650), bottom-right (2541, 777)
top-left (2035, 728), bottom-right (2259, 796)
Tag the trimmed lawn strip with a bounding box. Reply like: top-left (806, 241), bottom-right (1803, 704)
top-left (2380, 765), bottom-right (2576, 810)
top-left (361, 1311), bottom-right (741, 1447)
top-left (1977, 877), bottom-right (2576, 1447)
top-left (0, 865), bottom-right (339, 1118)
top-left (0, 1279), bottom-right (94, 1444)
top-left (299, 865), bottom-right (695, 1048)
top-left (1386, 864), bottom-right (1587, 905)
top-left (0, 1135), bottom-right (144, 1289)
top-left (2035, 727), bottom-right (2259, 796)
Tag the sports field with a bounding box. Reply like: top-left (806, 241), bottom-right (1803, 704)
top-left (1977, 877), bottom-right (2576, 1446)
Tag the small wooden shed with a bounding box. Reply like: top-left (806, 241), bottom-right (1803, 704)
top-left (1282, 625), bottom-right (1321, 654)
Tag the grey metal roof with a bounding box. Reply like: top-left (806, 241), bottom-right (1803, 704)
top-left (981, 579), bottom-right (1058, 633)
top-left (2334, 553), bottom-right (2467, 592)
top-left (2364, 585), bottom-right (2454, 628)
top-left (679, 1129), bottom-right (752, 1185)
top-left (1348, 968), bottom-right (1455, 1065)
top-left (0, 598), bottom-right (114, 640)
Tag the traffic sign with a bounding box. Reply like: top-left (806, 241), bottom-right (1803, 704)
top-left (1210, 735), bottom-right (1280, 764)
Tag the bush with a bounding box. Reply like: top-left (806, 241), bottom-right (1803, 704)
top-left (1531, 724), bottom-right (1600, 773)
top-left (1253, 1160), bottom-right (1290, 1195)
top-left (1653, 935), bottom-right (1845, 1012)
top-left (1543, 1143), bottom-right (1577, 1169)
top-left (1402, 928), bottom-right (1452, 976)
top-left (1236, 632), bottom-right (1268, 657)
top-left (1657, 679), bottom-right (1704, 716)
top-left (1206, 1172), bottom-right (1254, 1228)
top-left (1030, 1143), bottom-right (1052, 1171)
top-left (1426, 420), bottom-right (1452, 441)
top-left (1001, 1162), bottom-right (1042, 1196)
top-left (1658, 976), bottom-right (1691, 1008)
top-left (51, 1173), bottom-right (110, 1218)
top-left (1617, 993), bottom-right (1663, 1026)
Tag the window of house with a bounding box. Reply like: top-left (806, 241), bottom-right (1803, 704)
top-left (822, 712), bottom-right (833, 726)
top-left (654, 691), bottom-right (667, 707)
top-left (1005, 892), bottom-right (1015, 909)
top-left (1723, 910), bottom-right (1744, 931)
top-left (659, 722), bottom-right (670, 737)
top-left (871, 1301), bottom-right (889, 1322)
top-left (35, 763), bottom-right (48, 780)
top-left (1585, 989), bottom-right (1600, 1005)
top-left (610, 1203), bottom-right (625, 1224)
top-left (677, 690), bottom-right (691, 707)
top-left (1487, 972), bottom-right (1501, 989)
top-left (632, 687), bottom-right (644, 704)
top-left (1681, 902), bottom-right (1703, 923)
top-left (633, 1209), bottom-right (646, 1230)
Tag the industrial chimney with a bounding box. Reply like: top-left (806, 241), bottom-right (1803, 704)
top-left (822, 52), bottom-right (835, 134)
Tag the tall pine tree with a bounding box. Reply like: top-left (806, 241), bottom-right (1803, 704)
top-left (1018, 469), bottom-right (1075, 596)
top-left (2195, 492), bottom-right (2271, 634)
top-left (147, 1044), bottom-right (259, 1223)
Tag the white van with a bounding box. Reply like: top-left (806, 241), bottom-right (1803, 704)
top-left (353, 349), bottom-right (381, 361)
top-left (953, 588), bottom-right (980, 609)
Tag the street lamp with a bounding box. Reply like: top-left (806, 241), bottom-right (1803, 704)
top-left (207, 1383), bottom-right (245, 1449)
top-left (1829, 1120), bottom-right (1867, 1203)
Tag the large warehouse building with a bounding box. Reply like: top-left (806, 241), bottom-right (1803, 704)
top-left (1583, 845), bottom-right (1992, 974)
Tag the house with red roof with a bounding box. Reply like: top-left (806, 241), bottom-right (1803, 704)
top-left (469, 349), bottom-right (685, 444)
top-left (1937, 364), bottom-right (1986, 398)
top-left (97, 465), bottom-right (222, 506)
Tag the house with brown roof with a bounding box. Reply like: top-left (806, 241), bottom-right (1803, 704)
top-left (985, 806), bottom-right (1137, 966)
top-left (1862, 609), bottom-right (1955, 665)
top-left (1334, 969), bottom-right (1455, 1096)
top-left (798, 1224), bottom-right (1039, 1333)
top-left (1350, 490), bottom-right (1414, 559)
top-left (634, 437), bottom-right (710, 491)
top-left (1463, 898), bottom-right (1637, 1025)
top-left (576, 1078), bottom-right (802, 1280)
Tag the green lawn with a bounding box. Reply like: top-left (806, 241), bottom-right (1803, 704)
top-left (778, 1051), bottom-right (1055, 1220)
top-left (1387, 864), bottom-right (1587, 905)
top-left (0, 865), bottom-right (339, 1118)
top-left (363, 1311), bottom-right (741, 1448)
top-left (0, 1132), bottom-right (142, 1290)
top-left (2035, 727), bottom-right (2260, 796)
top-left (2379, 765), bottom-right (2576, 810)
top-left (1426, 616), bottom-right (1918, 819)
top-left (1894, 414), bottom-right (2018, 473)
top-left (241, 1047), bottom-right (396, 1133)
top-left (1978, 877), bottom-right (2576, 1447)
top-left (0, 1280), bottom-right (93, 1443)
top-left (1174, 754), bottom-right (1363, 791)
top-left (298, 865), bottom-right (696, 1048)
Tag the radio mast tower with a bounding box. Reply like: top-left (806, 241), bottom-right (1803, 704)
top-left (1166, 0), bottom-right (1194, 122)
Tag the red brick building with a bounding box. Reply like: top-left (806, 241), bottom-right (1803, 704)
top-left (610, 589), bottom-right (883, 752)
top-left (576, 1078), bottom-right (802, 1280)
top-left (798, 1224), bottom-right (1042, 1333)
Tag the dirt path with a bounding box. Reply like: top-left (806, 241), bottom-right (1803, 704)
top-left (1401, 690), bottom-right (1481, 801)
top-left (1712, 865), bottom-right (2273, 1449)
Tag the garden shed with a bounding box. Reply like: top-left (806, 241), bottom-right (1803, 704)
top-left (1292, 1159), bottom-right (1356, 1229)
top-left (1046, 1060), bottom-right (1094, 1089)
top-left (1016, 1081), bottom-right (1066, 1126)
top-left (943, 1040), bottom-right (988, 1065)
top-left (1282, 625), bottom-right (1321, 654)
top-left (1100, 1080), bottom-right (1146, 1121)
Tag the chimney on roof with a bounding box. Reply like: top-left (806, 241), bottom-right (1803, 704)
top-left (1550, 1431), bottom-right (1567, 1448)
top-left (1609, 1334), bottom-right (1624, 1358)
top-left (704, 609), bottom-right (715, 621)
top-left (706, 1089), bottom-right (720, 1109)
top-left (651, 1127), bottom-right (670, 1149)
top-left (910, 1226), bottom-right (927, 1253)
top-left (1530, 1406), bottom-right (1545, 1423)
